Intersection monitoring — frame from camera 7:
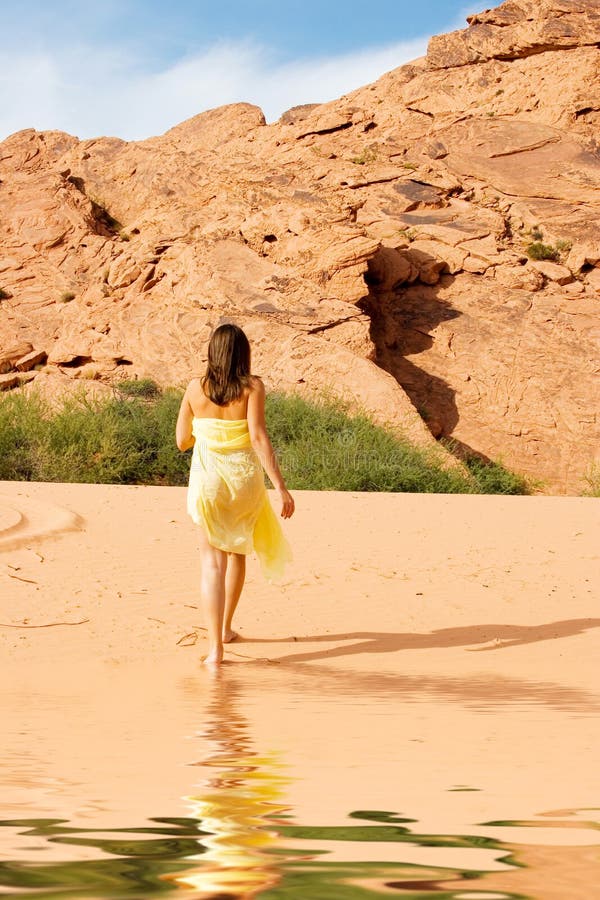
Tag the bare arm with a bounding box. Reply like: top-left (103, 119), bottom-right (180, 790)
top-left (247, 379), bottom-right (295, 519)
top-left (175, 385), bottom-right (195, 452)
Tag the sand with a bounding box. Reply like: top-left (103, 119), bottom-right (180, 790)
top-left (1, 482), bottom-right (598, 680)
top-left (1, 482), bottom-right (599, 897)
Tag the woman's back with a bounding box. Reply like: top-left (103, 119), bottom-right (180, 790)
top-left (187, 377), bottom-right (255, 421)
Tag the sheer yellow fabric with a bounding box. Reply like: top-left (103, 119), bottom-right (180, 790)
top-left (186, 418), bottom-right (291, 582)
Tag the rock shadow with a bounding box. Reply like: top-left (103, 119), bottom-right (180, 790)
top-left (360, 246), bottom-right (463, 442)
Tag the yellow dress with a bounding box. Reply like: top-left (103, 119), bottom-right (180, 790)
top-left (187, 418), bottom-right (291, 582)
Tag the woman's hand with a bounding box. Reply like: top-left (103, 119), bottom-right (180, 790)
top-left (277, 487), bottom-right (295, 519)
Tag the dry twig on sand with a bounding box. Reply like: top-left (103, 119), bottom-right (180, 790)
top-left (176, 631), bottom-right (198, 646)
top-left (6, 573), bottom-right (38, 585)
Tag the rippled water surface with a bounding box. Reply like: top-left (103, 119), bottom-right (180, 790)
top-left (1, 661), bottom-right (598, 899)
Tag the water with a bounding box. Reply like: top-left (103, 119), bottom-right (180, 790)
top-left (1, 661), bottom-right (598, 899)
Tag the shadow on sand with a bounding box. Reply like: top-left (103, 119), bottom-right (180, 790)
top-left (236, 617), bottom-right (600, 663)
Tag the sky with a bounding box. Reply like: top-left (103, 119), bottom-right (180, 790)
top-left (0, 0), bottom-right (479, 142)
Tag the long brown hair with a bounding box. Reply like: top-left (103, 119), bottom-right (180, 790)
top-left (202, 323), bottom-right (251, 406)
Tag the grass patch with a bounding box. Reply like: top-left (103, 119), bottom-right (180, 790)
top-left (0, 389), bottom-right (185, 485)
top-left (264, 393), bottom-right (530, 494)
top-left (463, 455), bottom-right (533, 495)
top-left (351, 148), bottom-right (378, 166)
top-left (526, 241), bottom-right (560, 261)
top-left (116, 378), bottom-right (161, 399)
top-left (582, 463), bottom-right (600, 497)
top-left (555, 238), bottom-right (572, 253)
top-left (398, 227), bottom-right (418, 242)
top-left (0, 389), bottom-right (531, 494)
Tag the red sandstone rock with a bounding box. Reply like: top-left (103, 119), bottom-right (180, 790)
top-left (0, 343), bottom-right (33, 374)
top-left (0, 0), bottom-right (598, 493)
top-left (0, 373), bottom-right (19, 391)
top-left (15, 349), bottom-right (47, 371)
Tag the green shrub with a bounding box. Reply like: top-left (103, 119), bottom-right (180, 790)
top-left (116, 378), bottom-right (161, 399)
top-left (0, 288), bottom-right (11, 300)
top-left (60, 291), bottom-right (76, 303)
top-left (265, 393), bottom-right (529, 494)
top-left (526, 241), bottom-right (559, 261)
top-left (582, 463), bottom-right (600, 497)
top-left (0, 388), bottom-right (531, 494)
top-left (463, 455), bottom-right (534, 495)
top-left (351, 148), bottom-right (378, 166)
top-left (398, 227), bottom-right (418, 242)
top-left (555, 238), bottom-right (572, 253)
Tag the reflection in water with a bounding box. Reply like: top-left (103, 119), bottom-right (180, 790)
top-left (172, 669), bottom-right (290, 897)
top-left (0, 667), bottom-right (598, 898)
top-left (4, 808), bottom-right (600, 898)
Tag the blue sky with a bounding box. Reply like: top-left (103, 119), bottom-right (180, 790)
top-left (0, 0), bottom-right (477, 141)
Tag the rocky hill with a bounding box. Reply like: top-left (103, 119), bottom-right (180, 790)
top-left (1, 0), bottom-right (599, 493)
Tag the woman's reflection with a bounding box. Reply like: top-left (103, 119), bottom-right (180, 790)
top-left (173, 667), bottom-right (290, 898)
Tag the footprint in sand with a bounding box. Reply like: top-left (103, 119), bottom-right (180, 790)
top-left (0, 494), bottom-right (83, 552)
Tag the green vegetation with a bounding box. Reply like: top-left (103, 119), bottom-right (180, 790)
top-left (0, 388), bottom-right (531, 494)
top-left (441, 437), bottom-right (535, 495)
top-left (59, 291), bottom-right (76, 303)
top-left (398, 227), bottom-right (418, 242)
top-left (116, 377), bottom-right (162, 399)
top-left (526, 241), bottom-right (560, 261)
top-left (0, 810), bottom-right (519, 899)
top-left (350, 148), bottom-right (378, 166)
top-left (582, 463), bottom-right (600, 497)
top-left (264, 393), bottom-right (531, 494)
top-left (0, 288), bottom-right (10, 300)
top-left (463, 454), bottom-right (533, 495)
top-left (555, 237), bottom-right (572, 253)
top-left (525, 229), bottom-right (572, 261)
top-left (0, 389), bottom-right (185, 485)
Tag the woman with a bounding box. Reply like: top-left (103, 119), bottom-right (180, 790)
top-left (176, 323), bottom-right (294, 666)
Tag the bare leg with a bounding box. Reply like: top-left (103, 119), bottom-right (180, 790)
top-left (198, 527), bottom-right (227, 665)
top-left (223, 552), bottom-right (246, 642)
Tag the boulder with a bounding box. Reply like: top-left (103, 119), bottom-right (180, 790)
top-left (529, 260), bottom-right (573, 284)
top-left (15, 349), bottom-right (48, 371)
top-left (0, 343), bottom-right (33, 374)
top-left (0, 373), bottom-right (19, 391)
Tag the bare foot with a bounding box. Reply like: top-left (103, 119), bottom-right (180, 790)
top-left (202, 649), bottom-right (224, 665)
top-left (222, 629), bottom-right (239, 643)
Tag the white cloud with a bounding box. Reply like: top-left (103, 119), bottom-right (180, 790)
top-left (0, 35), bottom-right (428, 142)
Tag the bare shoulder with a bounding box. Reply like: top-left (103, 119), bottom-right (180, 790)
top-left (186, 377), bottom-right (204, 398)
top-left (247, 374), bottom-right (265, 394)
